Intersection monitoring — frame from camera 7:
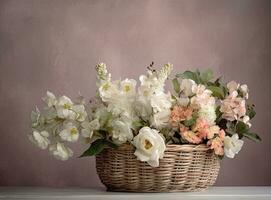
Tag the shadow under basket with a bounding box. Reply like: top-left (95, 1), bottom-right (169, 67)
top-left (96, 144), bottom-right (220, 192)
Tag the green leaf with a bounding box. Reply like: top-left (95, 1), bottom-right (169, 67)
top-left (176, 71), bottom-right (200, 84)
top-left (247, 104), bottom-right (256, 119)
top-left (79, 139), bottom-right (119, 158)
top-left (172, 78), bottom-right (180, 94)
top-left (235, 121), bottom-right (249, 134)
top-left (243, 132), bottom-right (262, 142)
top-left (214, 76), bottom-right (222, 86)
top-left (207, 86), bottom-right (225, 99)
top-left (199, 69), bottom-right (213, 83)
top-left (104, 140), bottom-right (119, 149)
top-left (217, 154), bottom-right (224, 160)
top-left (79, 139), bottom-right (106, 157)
top-left (132, 121), bottom-right (143, 129)
top-left (183, 118), bottom-right (196, 127)
top-left (222, 86), bottom-right (228, 96)
top-left (225, 130), bottom-right (236, 136)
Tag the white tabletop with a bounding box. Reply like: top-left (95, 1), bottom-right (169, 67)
top-left (0, 187), bottom-right (271, 200)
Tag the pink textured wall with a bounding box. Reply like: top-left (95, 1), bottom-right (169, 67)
top-left (0, 0), bottom-right (271, 187)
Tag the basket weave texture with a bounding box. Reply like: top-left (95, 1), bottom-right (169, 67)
top-left (96, 144), bottom-right (220, 192)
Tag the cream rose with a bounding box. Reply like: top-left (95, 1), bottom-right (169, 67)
top-left (132, 127), bottom-right (166, 167)
top-left (224, 134), bottom-right (244, 158)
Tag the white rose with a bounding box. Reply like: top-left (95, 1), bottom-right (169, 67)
top-left (150, 109), bottom-right (171, 129)
top-left (111, 120), bottom-right (133, 145)
top-left (180, 79), bottom-right (196, 97)
top-left (227, 81), bottom-right (240, 94)
top-left (43, 91), bottom-right (57, 107)
top-left (132, 127), bottom-right (166, 167)
top-left (28, 130), bottom-right (50, 150)
top-left (73, 105), bottom-right (87, 122)
top-left (55, 96), bottom-right (76, 119)
top-left (49, 142), bottom-right (73, 161)
top-left (224, 134), bottom-right (244, 158)
top-left (198, 105), bottom-right (217, 125)
top-left (59, 122), bottom-right (79, 142)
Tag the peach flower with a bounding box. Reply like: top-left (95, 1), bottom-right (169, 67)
top-left (219, 129), bottom-right (225, 140)
top-left (207, 125), bottom-right (220, 139)
top-left (180, 130), bottom-right (202, 144)
top-left (208, 137), bottom-right (224, 156)
top-left (192, 118), bottom-right (210, 139)
top-left (179, 124), bottom-right (189, 133)
top-left (192, 118), bottom-right (209, 132)
top-left (170, 106), bottom-right (193, 125)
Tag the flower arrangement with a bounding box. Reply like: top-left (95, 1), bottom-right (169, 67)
top-left (29, 63), bottom-right (261, 167)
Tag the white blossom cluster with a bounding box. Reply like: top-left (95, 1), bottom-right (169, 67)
top-left (29, 92), bottom-right (88, 161)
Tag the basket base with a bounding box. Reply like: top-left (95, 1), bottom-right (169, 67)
top-left (96, 144), bottom-right (220, 193)
top-left (106, 186), bottom-right (210, 193)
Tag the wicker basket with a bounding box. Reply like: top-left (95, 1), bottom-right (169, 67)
top-left (96, 144), bottom-right (220, 192)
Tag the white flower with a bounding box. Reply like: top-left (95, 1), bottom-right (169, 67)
top-left (73, 105), bottom-right (87, 122)
top-left (157, 63), bottom-right (173, 83)
top-left (220, 91), bottom-right (246, 121)
top-left (120, 79), bottom-right (137, 97)
top-left (132, 127), bottom-right (166, 167)
top-left (227, 81), bottom-right (240, 94)
top-left (240, 84), bottom-right (249, 99)
top-left (31, 107), bottom-right (41, 127)
top-left (224, 134), bottom-right (244, 158)
top-left (111, 119), bottom-right (133, 145)
top-left (198, 105), bottom-right (217, 125)
top-left (180, 79), bottom-right (196, 97)
top-left (49, 142), bottom-right (73, 161)
top-left (150, 92), bottom-right (172, 113)
top-left (241, 115), bottom-right (251, 128)
top-left (43, 91), bottom-right (57, 107)
top-left (59, 122), bottom-right (79, 142)
top-left (98, 81), bottom-right (119, 103)
top-left (138, 64), bottom-right (172, 96)
top-left (81, 119), bottom-right (100, 143)
top-left (55, 96), bottom-right (76, 119)
top-left (177, 97), bottom-right (190, 107)
top-left (28, 130), bottom-right (50, 149)
top-left (96, 63), bottom-right (111, 82)
top-left (138, 75), bottom-right (162, 96)
top-left (151, 109), bottom-right (171, 129)
top-left (191, 84), bottom-right (215, 108)
top-left (134, 96), bottom-right (152, 119)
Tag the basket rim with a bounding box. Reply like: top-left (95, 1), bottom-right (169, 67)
top-left (106, 143), bottom-right (211, 152)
